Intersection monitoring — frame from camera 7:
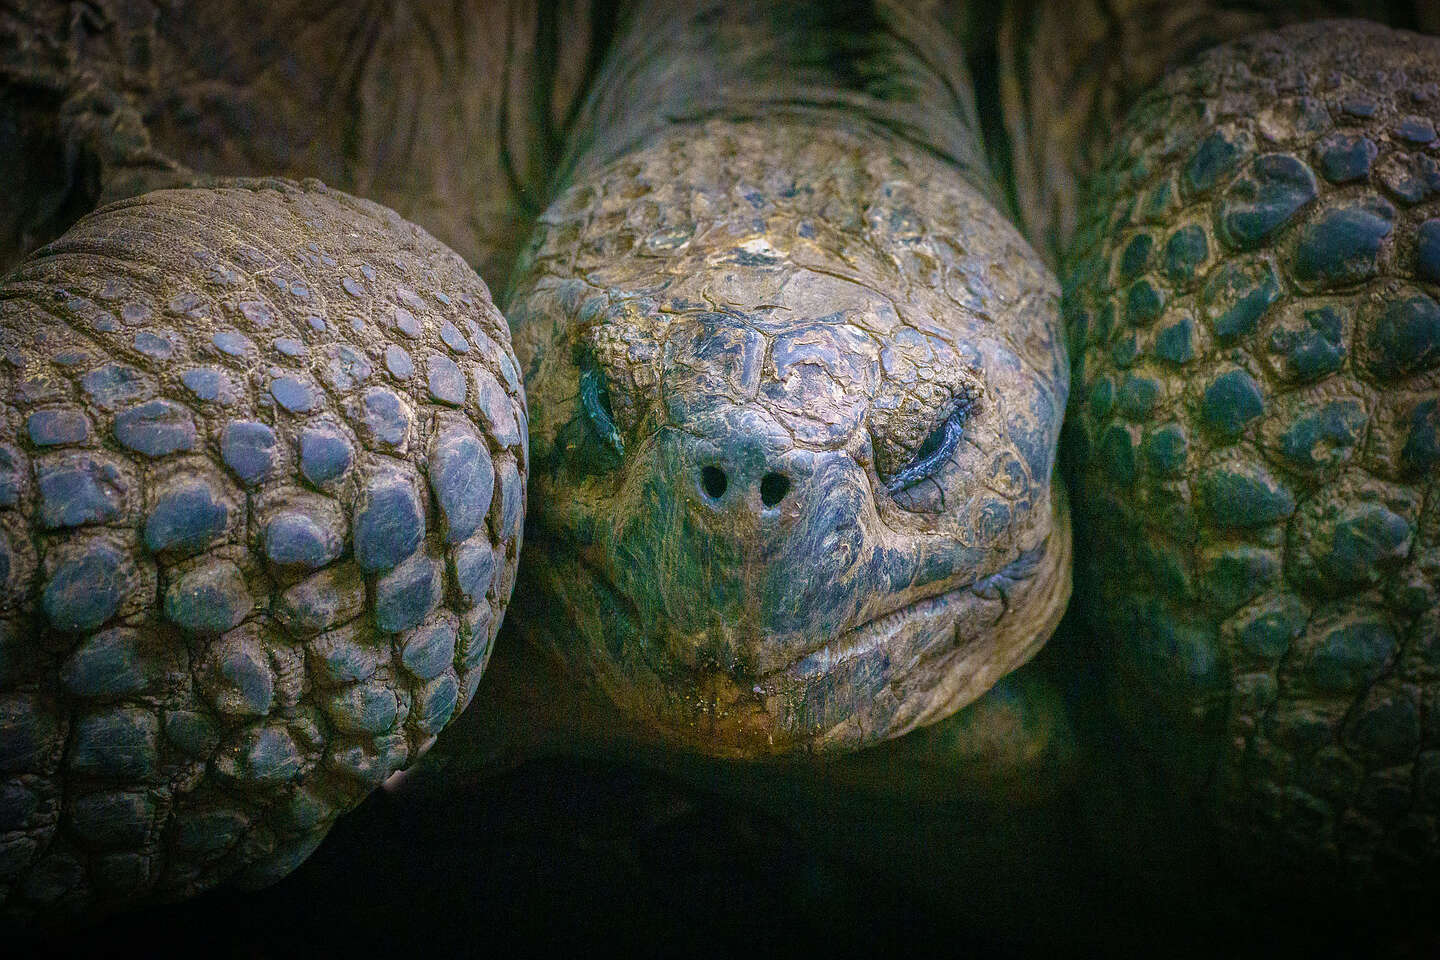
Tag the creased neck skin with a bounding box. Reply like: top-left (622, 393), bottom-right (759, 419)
top-left (507, 1), bottom-right (1071, 757)
top-left (557, 0), bottom-right (996, 211)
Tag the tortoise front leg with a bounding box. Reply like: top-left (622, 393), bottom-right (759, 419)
top-left (1064, 19), bottom-right (1440, 879)
top-left (0, 179), bottom-right (525, 925)
top-left (989, 0), bottom-right (1429, 268)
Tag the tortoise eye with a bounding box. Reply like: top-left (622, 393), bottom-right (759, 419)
top-left (871, 372), bottom-right (982, 494)
top-left (882, 399), bottom-right (973, 492)
top-left (579, 358), bottom-right (624, 457)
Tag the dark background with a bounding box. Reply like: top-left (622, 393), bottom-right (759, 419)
top-left (23, 616), bottom-right (1440, 960)
top-left (25, 759), bottom-right (1440, 959)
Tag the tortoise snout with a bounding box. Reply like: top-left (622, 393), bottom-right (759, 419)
top-left (692, 457), bottom-right (794, 515)
top-left (679, 410), bottom-right (801, 522)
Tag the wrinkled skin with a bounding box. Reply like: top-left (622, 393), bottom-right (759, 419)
top-left (501, 0), bottom-right (1430, 759)
top-left (510, 117), bottom-right (1070, 755)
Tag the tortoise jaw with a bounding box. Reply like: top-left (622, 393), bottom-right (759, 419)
top-left (537, 484), bottom-right (1071, 757)
top-left (750, 522), bottom-right (1071, 751)
top-left (771, 576), bottom-right (986, 682)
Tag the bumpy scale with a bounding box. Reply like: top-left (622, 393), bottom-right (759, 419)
top-left (1066, 21), bottom-right (1440, 876)
top-left (0, 179), bottom-right (525, 921)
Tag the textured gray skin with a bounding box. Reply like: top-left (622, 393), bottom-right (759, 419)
top-left (0, 180), bottom-right (525, 922)
top-left (507, 0), bottom-right (1073, 756)
top-left (0, 0), bottom-right (559, 923)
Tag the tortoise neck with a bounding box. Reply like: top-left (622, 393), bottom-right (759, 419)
top-left (561, 0), bottom-right (995, 204)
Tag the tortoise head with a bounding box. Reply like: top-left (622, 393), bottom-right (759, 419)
top-left (509, 121), bottom-right (1070, 756)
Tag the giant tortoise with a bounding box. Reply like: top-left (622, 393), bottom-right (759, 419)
top-left (1, 0), bottom-right (1438, 937)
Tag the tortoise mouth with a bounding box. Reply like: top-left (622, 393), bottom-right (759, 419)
top-left (563, 540), bottom-right (985, 682)
top-left (563, 542), bottom-right (1050, 683)
top-left (524, 482), bottom-right (1071, 756)
top-left (769, 576), bottom-right (985, 681)
top-left (567, 535), bottom-right (1055, 685)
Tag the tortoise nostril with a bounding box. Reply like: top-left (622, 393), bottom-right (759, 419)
top-left (760, 472), bottom-right (790, 508)
top-left (700, 465), bottom-right (728, 500)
